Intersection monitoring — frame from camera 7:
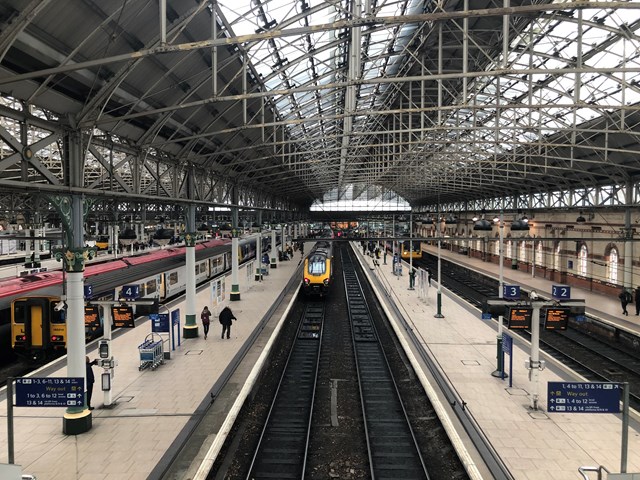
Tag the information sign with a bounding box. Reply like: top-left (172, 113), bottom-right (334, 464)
top-left (507, 307), bottom-right (532, 329)
top-left (84, 305), bottom-right (101, 330)
top-left (544, 307), bottom-right (570, 331)
top-left (502, 332), bottom-right (513, 354)
top-left (481, 312), bottom-right (492, 321)
top-left (552, 285), bottom-right (571, 300)
top-left (151, 313), bottom-right (170, 333)
top-left (171, 309), bottom-right (180, 326)
top-left (111, 305), bottom-right (135, 328)
top-left (547, 382), bottom-right (621, 413)
top-left (15, 377), bottom-right (84, 407)
top-left (84, 284), bottom-right (93, 299)
top-left (120, 285), bottom-right (140, 300)
top-left (503, 285), bottom-right (521, 300)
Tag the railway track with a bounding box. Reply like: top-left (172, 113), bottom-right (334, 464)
top-left (342, 248), bottom-right (430, 479)
top-left (246, 302), bottom-right (324, 479)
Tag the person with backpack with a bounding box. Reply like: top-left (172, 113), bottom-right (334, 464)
top-left (201, 306), bottom-right (211, 339)
top-left (218, 306), bottom-right (237, 339)
top-left (619, 288), bottom-right (632, 316)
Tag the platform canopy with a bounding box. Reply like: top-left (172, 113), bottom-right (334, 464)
top-left (0, 0), bottom-right (639, 213)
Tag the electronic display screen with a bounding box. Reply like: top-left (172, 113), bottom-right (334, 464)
top-left (111, 305), bottom-right (135, 328)
top-left (507, 307), bottom-right (532, 330)
top-left (544, 307), bottom-right (570, 331)
top-left (84, 305), bottom-right (101, 329)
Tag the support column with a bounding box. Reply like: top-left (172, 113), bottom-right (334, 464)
top-left (230, 227), bottom-right (241, 301)
top-left (52, 194), bottom-right (97, 435)
top-left (255, 231), bottom-right (263, 281)
top-left (270, 228), bottom-right (277, 268)
top-left (183, 202), bottom-right (198, 338)
top-left (183, 231), bottom-right (198, 338)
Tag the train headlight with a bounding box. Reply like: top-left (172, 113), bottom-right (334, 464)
top-left (323, 279), bottom-right (330, 286)
top-left (303, 278), bottom-right (310, 285)
top-left (51, 335), bottom-right (64, 342)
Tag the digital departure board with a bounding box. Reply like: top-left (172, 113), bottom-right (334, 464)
top-left (111, 305), bottom-right (135, 328)
top-left (84, 305), bottom-right (101, 329)
top-left (544, 307), bottom-right (570, 331)
top-left (507, 307), bottom-right (533, 330)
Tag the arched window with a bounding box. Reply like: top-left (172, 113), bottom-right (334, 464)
top-left (578, 244), bottom-right (588, 277)
top-left (535, 241), bottom-right (543, 267)
top-left (494, 236), bottom-right (500, 256)
top-left (554, 242), bottom-right (561, 271)
top-left (608, 247), bottom-right (618, 284)
top-left (519, 240), bottom-right (527, 263)
top-left (506, 240), bottom-right (512, 259)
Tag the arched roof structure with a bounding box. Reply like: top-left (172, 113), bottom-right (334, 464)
top-left (0, 0), bottom-right (639, 220)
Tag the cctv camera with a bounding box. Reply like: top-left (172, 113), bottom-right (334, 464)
top-left (54, 301), bottom-right (66, 312)
top-left (529, 290), bottom-right (538, 301)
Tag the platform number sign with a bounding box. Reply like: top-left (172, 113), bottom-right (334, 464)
top-left (502, 285), bottom-right (521, 300)
top-left (120, 284), bottom-right (140, 300)
top-left (552, 285), bottom-right (571, 300)
top-left (84, 284), bottom-right (93, 299)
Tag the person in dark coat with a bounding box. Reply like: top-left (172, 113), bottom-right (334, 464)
top-left (201, 306), bottom-right (211, 339)
top-left (86, 356), bottom-right (98, 410)
top-left (636, 286), bottom-right (640, 316)
top-left (619, 288), bottom-right (632, 316)
top-left (218, 306), bottom-right (237, 339)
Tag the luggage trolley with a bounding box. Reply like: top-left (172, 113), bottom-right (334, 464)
top-left (138, 333), bottom-right (164, 370)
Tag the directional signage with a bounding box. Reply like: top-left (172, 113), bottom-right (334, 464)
top-left (552, 285), bottom-right (571, 300)
top-left (111, 305), bottom-right (135, 328)
top-left (507, 307), bottom-right (533, 330)
top-left (544, 307), bottom-right (570, 331)
top-left (503, 285), bottom-right (521, 300)
top-left (547, 382), bottom-right (621, 413)
top-left (15, 377), bottom-right (84, 407)
top-left (150, 313), bottom-right (170, 333)
top-left (481, 312), bottom-right (492, 320)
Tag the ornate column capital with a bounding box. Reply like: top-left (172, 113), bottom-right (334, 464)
top-left (183, 232), bottom-right (197, 247)
top-left (55, 247), bottom-right (96, 272)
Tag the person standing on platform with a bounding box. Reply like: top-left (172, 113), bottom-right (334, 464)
top-left (619, 288), bottom-right (632, 316)
top-left (427, 268), bottom-right (432, 286)
top-left (85, 356), bottom-right (98, 410)
top-left (219, 306), bottom-right (237, 339)
top-left (201, 306), bottom-right (211, 339)
top-left (635, 286), bottom-right (640, 316)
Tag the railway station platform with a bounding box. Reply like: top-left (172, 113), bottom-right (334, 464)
top-left (0, 247), bottom-right (305, 480)
top-left (3, 240), bottom-right (640, 480)
top-left (355, 244), bottom-right (640, 479)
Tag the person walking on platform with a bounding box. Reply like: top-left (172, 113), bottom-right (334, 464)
top-left (201, 306), bottom-right (211, 339)
top-left (219, 306), bottom-right (237, 339)
top-left (635, 286), bottom-right (640, 316)
top-left (619, 288), bottom-right (632, 316)
top-left (85, 356), bottom-right (98, 410)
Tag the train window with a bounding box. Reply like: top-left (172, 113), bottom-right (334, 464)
top-left (13, 302), bottom-right (26, 323)
top-left (308, 256), bottom-right (326, 274)
top-left (169, 272), bottom-right (178, 285)
top-left (146, 279), bottom-right (157, 295)
top-left (50, 307), bottom-right (65, 324)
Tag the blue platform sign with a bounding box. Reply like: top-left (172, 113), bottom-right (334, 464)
top-left (503, 285), bottom-right (521, 300)
top-left (552, 285), bottom-right (571, 300)
top-left (502, 333), bottom-right (513, 354)
top-left (84, 284), bottom-right (93, 299)
top-left (547, 382), bottom-right (620, 413)
top-left (15, 377), bottom-right (84, 407)
top-left (481, 312), bottom-right (492, 320)
top-left (120, 285), bottom-right (140, 299)
top-left (151, 313), bottom-right (170, 333)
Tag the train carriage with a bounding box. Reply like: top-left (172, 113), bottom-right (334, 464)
top-left (400, 239), bottom-right (422, 260)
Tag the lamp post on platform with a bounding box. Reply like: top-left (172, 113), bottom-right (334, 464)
top-left (491, 210), bottom-right (506, 378)
top-left (434, 208), bottom-right (444, 318)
